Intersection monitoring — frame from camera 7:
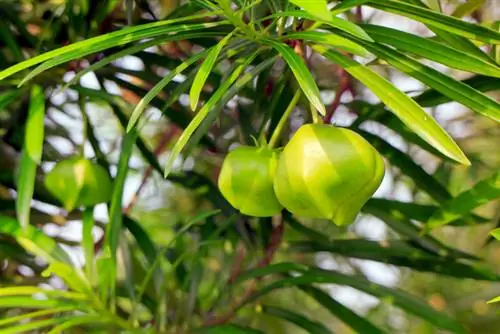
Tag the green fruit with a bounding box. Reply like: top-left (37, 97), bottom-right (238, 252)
top-left (273, 124), bottom-right (385, 225)
top-left (218, 146), bottom-right (283, 217)
top-left (44, 158), bottom-right (112, 211)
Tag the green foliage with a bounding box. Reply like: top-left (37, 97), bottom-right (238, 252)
top-left (0, 0), bottom-right (499, 333)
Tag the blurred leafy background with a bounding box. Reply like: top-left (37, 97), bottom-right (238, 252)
top-left (0, 0), bottom-right (499, 333)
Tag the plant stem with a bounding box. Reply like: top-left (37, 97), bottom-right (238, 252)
top-left (267, 90), bottom-right (301, 148)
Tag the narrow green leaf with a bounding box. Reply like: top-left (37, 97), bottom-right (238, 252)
top-left (190, 32), bottom-right (234, 111)
top-left (0, 286), bottom-right (86, 300)
top-left (490, 228), bottom-right (500, 241)
top-left (63, 32), bottom-right (222, 90)
top-left (299, 286), bottom-right (387, 334)
top-left (315, 46), bottom-right (470, 165)
top-left (487, 296), bottom-right (500, 304)
top-left (195, 325), bottom-right (264, 333)
top-left (288, 0), bottom-right (331, 22)
top-left (0, 215), bottom-right (72, 264)
top-left (0, 90), bottom-right (23, 111)
top-left (331, 0), bottom-right (372, 15)
top-left (428, 172), bottom-right (500, 229)
top-left (15, 86), bottom-right (45, 230)
top-left (266, 40), bottom-right (325, 115)
top-left (0, 307), bottom-right (75, 327)
top-left (451, 0), bottom-right (485, 18)
top-left (0, 296), bottom-right (79, 309)
top-left (46, 316), bottom-right (111, 334)
top-left (273, 10), bottom-right (372, 41)
top-left (339, 35), bottom-right (500, 122)
top-left (127, 50), bottom-right (209, 132)
top-left (369, 0), bottom-right (500, 44)
top-left (0, 317), bottom-right (69, 334)
top-left (291, 240), bottom-right (498, 280)
top-left (106, 130), bottom-right (137, 256)
top-left (360, 24), bottom-right (500, 78)
top-left (286, 31), bottom-right (369, 56)
top-left (82, 207), bottom-right (96, 284)
top-left (0, 13), bottom-right (227, 82)
top-left (164, 50), bottom-right (261, 177)
top-left (263, 305), bottom-right (333, 334)
top-left (239, 266), bottom-right (466, 333)
top-left (415, 75), bottom-right (500, 108)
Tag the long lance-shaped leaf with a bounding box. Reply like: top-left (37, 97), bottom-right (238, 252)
top-left (315, 45), bottom-right (470, 165)
top-left (290, 240), bottom-right (498, 280)
top-left (0, 13), bottom-right (227, 81)
top-left (63, 32), bottom-right (222, 90)
top-left (265, 10), bottom-right (372, 41)
top-left (266, 40), bottom-right (326, 115)
top-left (360, 24), bottom-right (500, 78)
top-left (427, 171), bottom-right (500, 229)
top-left (299, 286), bottom-right (387, 334)
top-left (163, 50), bottom-right (261, 177)
top-left (127, 50), bottom-right (209, 132)
top-left (190, 32), bottom-right (234, 110)
top-left (368, 0), bottom-right (500, 44)
top-left (335, 33), bottom-right (500, 122)
top-left (16, 85), bottom-right (45, 230)
top-left (288, 0), bottom-right (331, 22)
top-left (237, 265), bottom-right (466, 333)
top-left (331, 0), bottom-right (372, 15)
top-left (262, 305), bottom-right (333, 334)
top-left (285, 31), bottom-right (369, 57)
top-left (0, 215), bottom-right (72, 264)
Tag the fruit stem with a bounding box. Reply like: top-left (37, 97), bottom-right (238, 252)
top-left (268, 90), bottom-right (301, 149)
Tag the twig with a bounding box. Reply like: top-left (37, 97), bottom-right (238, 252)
top-left (203, 215), bottom-right (285, 327)
top-left (323, 68), bottom-right (351, 124)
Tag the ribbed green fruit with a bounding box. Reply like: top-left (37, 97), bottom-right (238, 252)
top-left (218, 146), bottom-right (283, 217)
top-left (44, 158), bottom-right (112, 211)
top-left (273, 124), bottom-right (385, 225)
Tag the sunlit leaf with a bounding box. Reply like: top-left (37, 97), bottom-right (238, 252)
top-left (315, 45), bottom-right (470, 165)
top-left (288, 0), bottom-right (331, 22)
top-left (190, 32), bottom-right (234, 111)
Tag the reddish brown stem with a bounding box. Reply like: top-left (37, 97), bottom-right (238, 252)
top-left (203, 216), bottom-right (285, 327)
top-left (323, 68), bottom-right (351, 124)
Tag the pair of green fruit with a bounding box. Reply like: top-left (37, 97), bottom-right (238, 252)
top-left (218, 124), bottom-right (385, 226)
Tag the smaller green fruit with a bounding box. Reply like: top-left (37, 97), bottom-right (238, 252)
top-left (44, 158), bottom-right (112, 211)
top-left (218, 146), bottom-right (282, 217)
top-left (273, 124), bottom-right (385, 226)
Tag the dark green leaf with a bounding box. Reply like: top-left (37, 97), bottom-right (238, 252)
top-left (427, 171), bottom-right (500, 229)
top-left (263, 305), bottom-right (333, 334)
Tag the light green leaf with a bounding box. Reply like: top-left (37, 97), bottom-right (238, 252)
top-left (194, 325), bottom-right (264, 333)
top-left (452, 0), bottom-right (485, 18)
top-left (263, 305), bottom-right (333, 334)
top-left (127, 50), bottom-right (209, 132)
top-left (277, 10), bottom-right (372, 41)
top-left (286, 31), bottom-right (369, 56)
top-left (490, 228), bottom-right (500, 241)
top-left (82, 208), bottom-right (96, 285)
top-left (487, 296), bottom-right (500, 304)
top-left (164, 51), bottom-right (261, 177)
top-left (63, 32), bottom-right (222, 90)
top-left (314, 45), bottom-right (470, 165)
top-left (190, 32), bottom-right (234, 111)
top-left (340, 35), bottom-right (500, 122)
top-left (369, 0), bottom-right (500, 44)
top-left (331, 0), bottom-right (372, 15)
top-left (266, 40), bottom-right (325, 115)
top-left (0, 216), bottom-right (71, 264)
top-left (46, 316), bottom-right (110, 334)
top-left (0, 307), bottom-right (76, 327)
top-left (288, 0), bottom-right (331, 22)
top-left (0, 13), bottom-right (227, 82)
top-left (360, 24), bottom-right (500, 78)
top-left (0, 317), bottom-right (69, 334)
top-left (428, 171), bottom-right (500, 229)
top-left (15, 85), bottom-right (45, 230)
